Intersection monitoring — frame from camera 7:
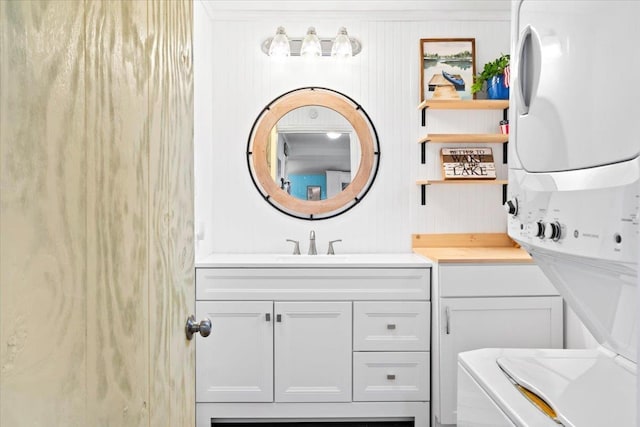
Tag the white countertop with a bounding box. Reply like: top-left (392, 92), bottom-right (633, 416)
top-left (196, 253), bottom-right (432, 269)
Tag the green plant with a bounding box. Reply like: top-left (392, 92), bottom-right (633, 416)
top-left (471, 54), bottom-right (510, 94)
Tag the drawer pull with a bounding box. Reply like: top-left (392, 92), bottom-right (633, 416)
top-left (387, 324), bottom-right (396, 330)
top-left (276, 314), bottom-right (282, 323)
top-left (387, 374), bottom-right (396, 380)
top-left (445, 306), bottom-right (451, 335)
top-left (265, 313), bottom-right (271, 322)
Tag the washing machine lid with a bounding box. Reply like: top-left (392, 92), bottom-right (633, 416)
top-left (497, 353), bottom-right (636, 427)
top-left (458, 348), bottom-right (637, 427)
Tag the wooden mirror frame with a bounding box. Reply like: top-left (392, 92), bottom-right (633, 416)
top-left (247, 87), bottom-right (380, 220)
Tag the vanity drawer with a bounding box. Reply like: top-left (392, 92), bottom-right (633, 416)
top-left (196, 268), bottom-right (430, 301)
top-left (439, 264), bottom-right (558, 297)
top-left (353, 352), bottom-right (430, 402)
top-left (353, 301), bottom-right (430, 351)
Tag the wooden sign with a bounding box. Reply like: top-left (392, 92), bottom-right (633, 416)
top-left (441, 147), bottom-right (496, 179)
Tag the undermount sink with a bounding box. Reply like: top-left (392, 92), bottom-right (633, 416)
top-left (275, 254), bottom-right (350, 262)
top-left (195, 253), bottom-right (431, 269)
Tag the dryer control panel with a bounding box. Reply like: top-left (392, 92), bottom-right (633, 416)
top-left (507, 159), bottom-right (639, 265)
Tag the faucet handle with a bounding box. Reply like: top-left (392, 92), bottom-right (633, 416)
top-left (286, 239), bottom-right (300, 255)
top-left (327, 239), bottom-right (342, 255)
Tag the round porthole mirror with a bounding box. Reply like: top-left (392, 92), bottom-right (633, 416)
top-left (247, 87), bottom-right (380, 220)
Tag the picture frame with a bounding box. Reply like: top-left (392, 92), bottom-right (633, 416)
top-left (307, 185), bottom-right (321, 201)
top-left (441, 147), bottom-right (496, 180)
top-left (420, 38), bottom-right (476, 102)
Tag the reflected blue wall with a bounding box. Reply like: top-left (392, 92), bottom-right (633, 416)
top-left (288, 174), bottom-right (327, 200)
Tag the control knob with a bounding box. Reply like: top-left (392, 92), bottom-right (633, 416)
top-left (535, 221), bottom-right (546, 238)
top-left (503, 198), bottom-right (518, 216)
top-left (544, 221), bottom-right (562, 241)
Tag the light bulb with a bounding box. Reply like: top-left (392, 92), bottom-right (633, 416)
top-left (268, 26), bottom-right (290, 57)
top-left (331, 27), bottom-right (352, 58)
top-left (326, 132), bottom-right (341, 140)
top-left (300, 27), bottom-right (321, 58)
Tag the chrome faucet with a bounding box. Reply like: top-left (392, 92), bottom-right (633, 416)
top-left (327, 239), bottom-right (342, 255)
top-left (308, 230), bottom-right (317, 255)
top-left (286, 239), bottom-right (300, 255)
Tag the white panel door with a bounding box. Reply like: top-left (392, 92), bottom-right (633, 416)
top-left (274, 301), bottom-right (352, 402)
top-left (196, 301), bottom-right (273, 402)
top-left (439, 296), bottom-right (563, 425)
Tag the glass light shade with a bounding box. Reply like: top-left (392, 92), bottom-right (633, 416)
top-left (331, 27), bottom-right (353, 58)
top-left (268, 26), bottom-right (290, 57)
top-left (300, 27), bottom-right (322, 58)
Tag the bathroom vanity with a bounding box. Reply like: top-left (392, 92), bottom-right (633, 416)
top-left (194, 254), bottom-right (432, 427)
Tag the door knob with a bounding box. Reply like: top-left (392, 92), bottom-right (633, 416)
top-left (185, 315), bottom-right (212, 340)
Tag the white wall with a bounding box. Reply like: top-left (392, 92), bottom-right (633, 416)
top-left (194, 0), bottom-right (215, 257)
top-left (194, 1), bottom-right (512, 257)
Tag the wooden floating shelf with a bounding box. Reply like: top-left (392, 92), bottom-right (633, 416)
top-left (417, 179), bottom-right (508, 185)
top-left (412, 233), bottom-right (518, 249)
top-left (418, 99), bottom-right (509, 110)
top-left (418, 133), bottom-right (508, 144)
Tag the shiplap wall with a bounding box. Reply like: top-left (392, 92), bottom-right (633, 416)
top-left (194, 0), bottom-right (597, 352)
top-left (195, 1), bottom-right (511, 257)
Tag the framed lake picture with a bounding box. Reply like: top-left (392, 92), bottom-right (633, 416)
top-left (420, 38), bottom-right (476, 102)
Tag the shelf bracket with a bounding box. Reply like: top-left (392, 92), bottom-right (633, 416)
top-left (502, 106), bottom-right (509, 164)
top-left (421, 108), bottom-right (426, 127)
top-left (421, 142), bottom-right (426, 164)
top-left (503, 141), bottom-right (508, 164)
top-left (502, 183), bottom-right (508, 205)
top-left (421, 184), bottom-right (427, 206)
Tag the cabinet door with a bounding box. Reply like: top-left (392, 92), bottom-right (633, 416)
top-left (196, 301), bottom-right (273, 402)
top-left (439, 296), bottom-right (563, 425)
top-left (274, 301), bottom-right (352, 402)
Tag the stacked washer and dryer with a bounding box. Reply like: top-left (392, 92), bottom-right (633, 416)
top-left (457, 1), bottom-right (639, 426)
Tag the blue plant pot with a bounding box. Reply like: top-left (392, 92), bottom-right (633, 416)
top-left (487, 74), bottom-right (509, 100)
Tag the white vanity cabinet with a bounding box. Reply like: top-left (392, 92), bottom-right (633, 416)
top-left (352, 301), bottom-right (431, 402)
top-left (194, 254), bottom-right (432, 427)
top-left (196, 301), bottom-right (274, 402)
top-left (274, 301), bottom-right (352, 402)
top-left (196, 300), bottom-right (352, 403)
top-left (431, 262), bottom-right (563, 427)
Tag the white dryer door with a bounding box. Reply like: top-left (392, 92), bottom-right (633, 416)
top-left (513, 1), bottom-right (640, 173)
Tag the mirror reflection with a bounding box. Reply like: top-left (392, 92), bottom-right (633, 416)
top-left (266, 106), bottom-right (361, 201)
top-left (247, 87), bottom-right (379, 220)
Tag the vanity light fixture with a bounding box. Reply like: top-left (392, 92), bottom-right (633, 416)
top-left (268, 26), bottom-right (291, 58)
top-left (300, 27), bottom-right (322, 58)
top-left (262, 26), bottom-right (362, 57)
top-left (331, 27), bottom-right (353, 58)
